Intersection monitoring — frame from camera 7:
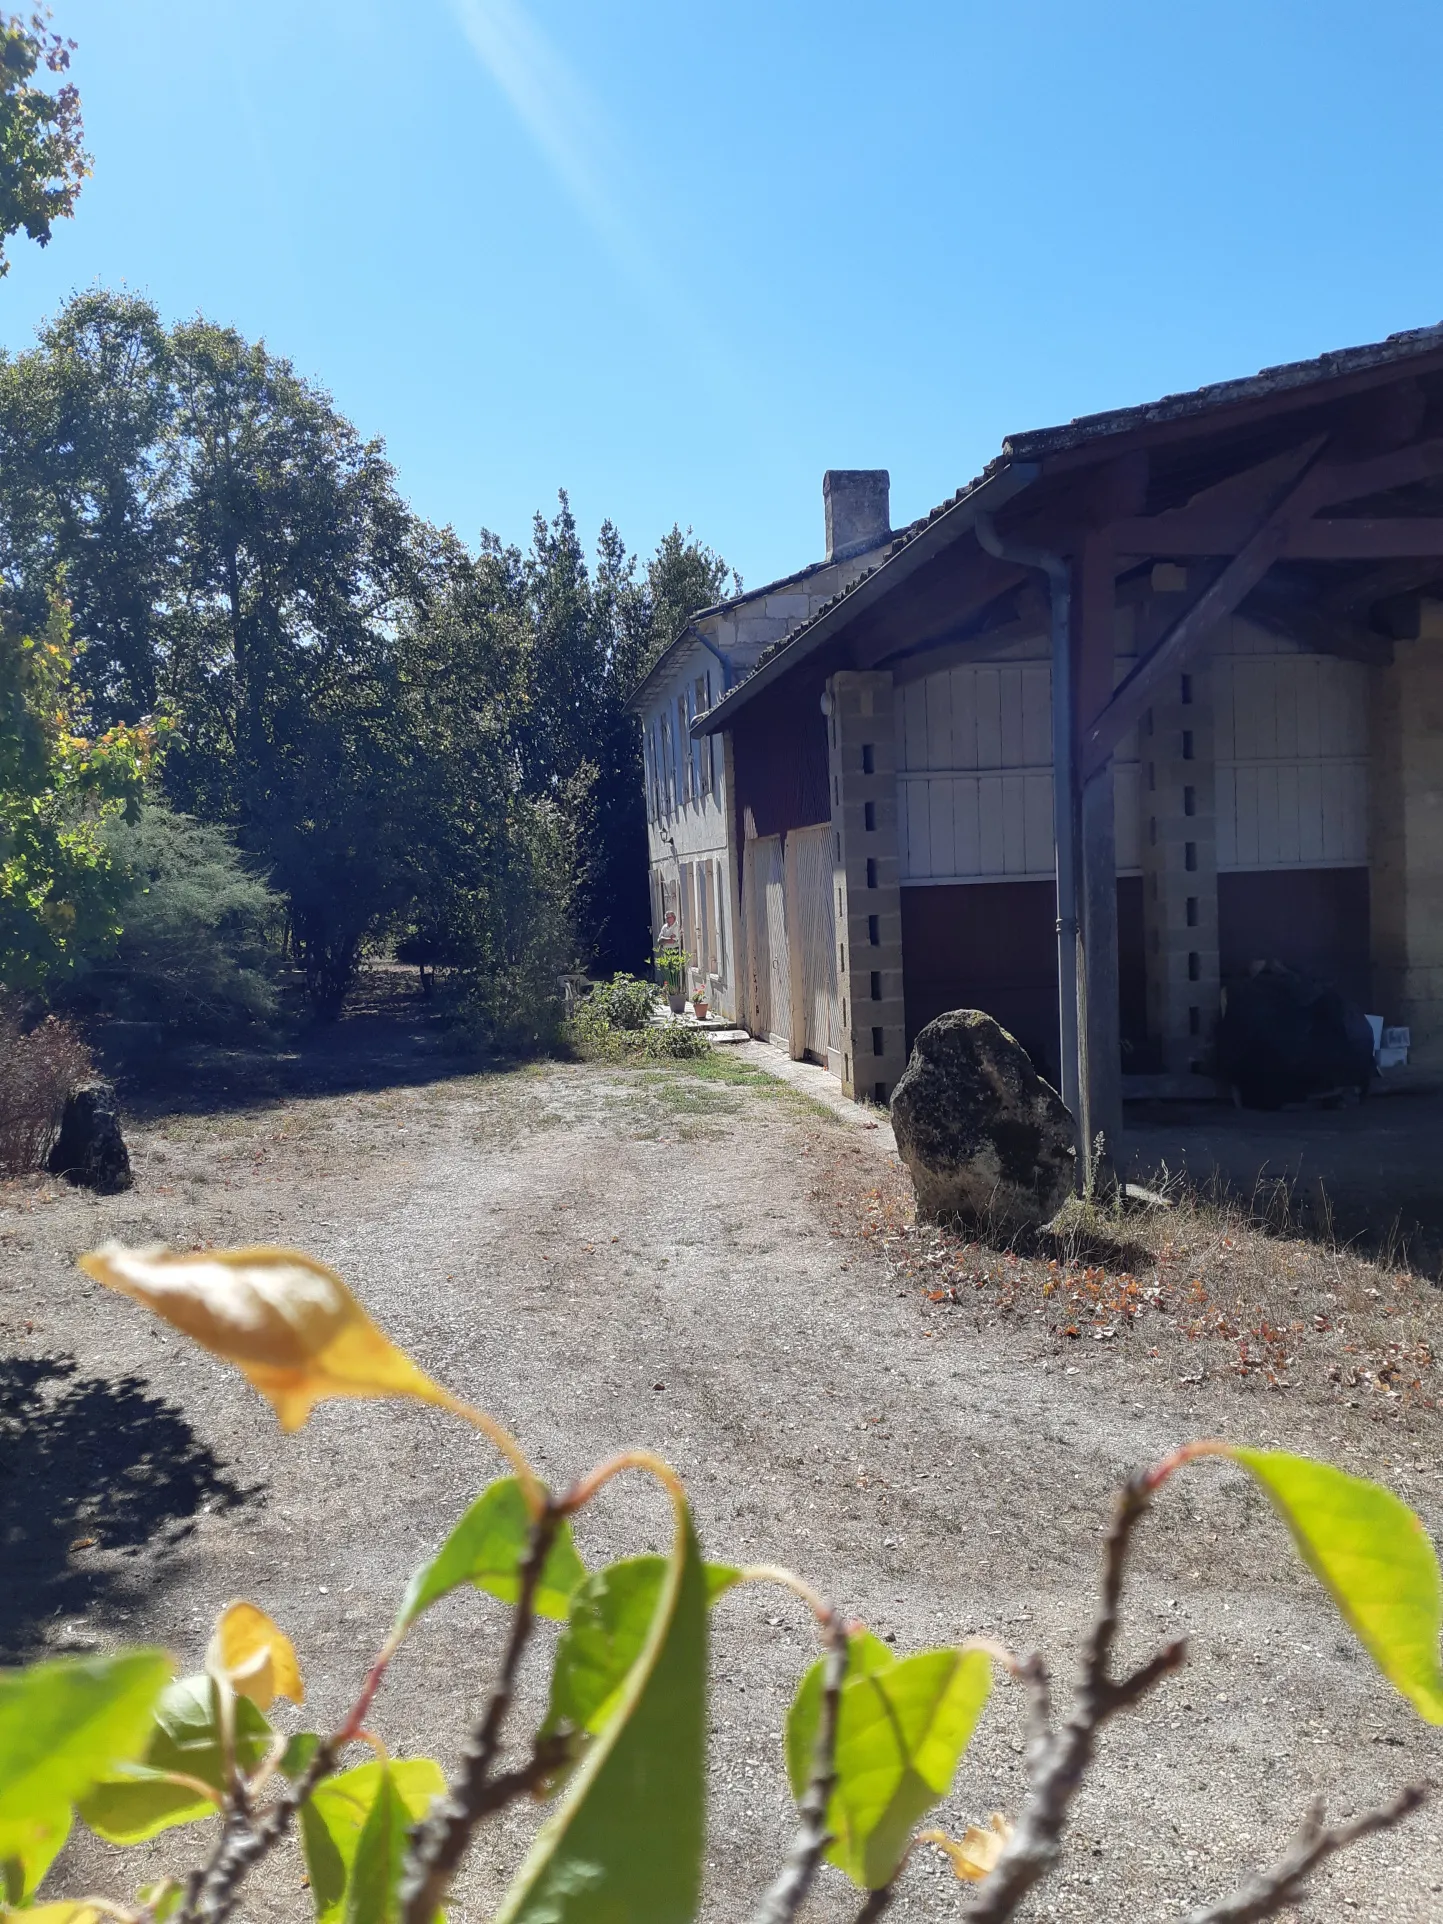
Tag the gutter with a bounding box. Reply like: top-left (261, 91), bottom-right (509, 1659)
top-left (973, 512), bottom-right (1082, 1145)
top-left (690, 460), bottom-right (1040, 739)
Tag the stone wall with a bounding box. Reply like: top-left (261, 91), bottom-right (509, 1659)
top-left (826, 671), bottom-right (908, 1101)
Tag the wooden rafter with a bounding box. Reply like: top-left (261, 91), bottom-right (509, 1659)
top-left (1081, 435), bottom-right (1330, 772)
top-left (1113, 437), bottom-right (1443, 557)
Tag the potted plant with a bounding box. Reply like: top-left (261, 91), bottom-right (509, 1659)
top-left (692, 983), bottom-right (710, 1021)
top-left (655, 946), bottom-right (688, 1015)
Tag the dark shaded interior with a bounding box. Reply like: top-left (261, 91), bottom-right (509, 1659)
top-left (1218, 867), bottom-right (1372, 1009)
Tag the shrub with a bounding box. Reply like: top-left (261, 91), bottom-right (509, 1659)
top-left (0, 996), bottom-right (91, 1173)
top-left (587, 971), bottom-right (657, 1030)
top-left (6, 1240), bottom-right (1435, 1923)
top-left (76, 799), bottom-right (281, 1035)
top-left (566, 973), bottom-right (711, 1062)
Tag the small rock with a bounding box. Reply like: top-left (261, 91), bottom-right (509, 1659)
top-left (47, 1080), bottom-right (133, 1194)
top-left (889, 1010), bottom-right (1074, 1235)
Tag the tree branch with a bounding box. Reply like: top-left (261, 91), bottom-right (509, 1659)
top-left (961, 1474), bottom-right (1185, 1923)
top-left (177, 1736), bottom-right (343, 1924)
top-left (1182, 1785), bottom-right (1428, 1924)
top-left (749, 1610), bottom-right (848, 1924)
top-left (397, 1502), bottom-right (560, 1924)
top-left (852, 1884), bottom-right (898, 1922)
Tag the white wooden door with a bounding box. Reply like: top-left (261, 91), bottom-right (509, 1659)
top-left (789, 825), bottom-right (841, 1070)
top-left (762, 837), bottom-right (791, 1046)
top-left (747, 836), bottom-right (790, 1044)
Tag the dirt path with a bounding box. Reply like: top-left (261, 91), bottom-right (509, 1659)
top-left (3, 1054), bottom-right (1441, 1921)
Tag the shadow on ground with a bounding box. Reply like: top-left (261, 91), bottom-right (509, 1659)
top-left (0, 1355), bottom-right (261, 1658)
top-left (91, 970), bottom-right (528, 1125)
top-left (1126, 1087), bottom-right (1443, 1273)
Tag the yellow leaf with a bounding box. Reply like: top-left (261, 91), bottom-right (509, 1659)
top-left (18, 1907), bottom-right (104, 1922)
top-left (207, 1601), bottom-right (304, 1710)
top-left (78, 1244), bottom-right (449, 1431)
top-left (920, 1813), bottom-right (1012, 1882)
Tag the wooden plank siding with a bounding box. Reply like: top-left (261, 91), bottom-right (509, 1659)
top-left (1212, 643), bottom-right (1370, 871)
top-left (896, 650), bottom-right (1142, 883)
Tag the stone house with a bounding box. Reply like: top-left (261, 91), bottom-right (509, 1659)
top-left (635, 324), bottom-right (1443, 1183)
top-left (630, 471), bottom-right (894, 1039)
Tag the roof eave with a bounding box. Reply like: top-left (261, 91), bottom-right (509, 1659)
top-left (690, 460), bottom-right (1040, 738)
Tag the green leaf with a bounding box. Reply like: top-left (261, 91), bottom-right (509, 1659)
top-left (493, 1506), bottom-right (708, 1924)
top-left (299, 1758), bottom-right (445, 1924)
top-left (1228, 1447), bottom-right (1443, 1722)
top-left (77, 1675), bottom-right (273, 1844)
top-left (705, 1563), bottom-right (743, 1603)
top-left (786, 1637), bottom-right (992, 1889)
top-left (394, 1478), bottom-right (586, 1633)
top-left (137, 1881), bottom-right (185, 1922)
top-left (784, 1629), bottom-right (895, 1797)
top-left (0, 1649), bottom-right (170, 1880)
top-left (281, 1731), bottom-right (323, 1779)
top-left (1, 1802), bottom-right (68, 1905)
top-left (541, 1555), bottom-right (746, 1765)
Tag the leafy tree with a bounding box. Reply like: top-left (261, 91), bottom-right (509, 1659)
top-left (3, 1238), bottom-right (1435, 1921)
top-left (0, 6), bottom-right (87, 276)
top-left (641, 522), bottom-right (739, 671)
top-left (0, 291), bottom-right (738, 1015)
top-left (395, 533), bottom-right (577, 1043)
top-left (512, 501), bottom-right (736, 977)
top-left (79, 798), bottom-right (281, 1034)
top-left (0, 594), bottom-right (158, 988)
top-left (0, 290), bottom-right (176, 719)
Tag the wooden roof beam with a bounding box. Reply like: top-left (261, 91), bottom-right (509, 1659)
top-left (1082, 436), bottom-right (1330, 773)
top-left (1113, 437), bottom-right (1443, 556)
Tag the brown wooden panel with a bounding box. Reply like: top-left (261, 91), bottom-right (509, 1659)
top-left (900, 880), bottom-right (1060, 1085)
top-left (731, 663), bottom-right (831, 840)
top-left (1218, 867), bottom-right (1372, 1008)
top-left (902, 880), bottom-right (1145, 1088)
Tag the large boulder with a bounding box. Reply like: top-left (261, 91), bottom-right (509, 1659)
top-left (48, 1080), bottom-right (132, 1194)
top-left (1216, 962), bottom-right (1374, 1110)
top-left (890, 1010), bottom-right (1075, 1232)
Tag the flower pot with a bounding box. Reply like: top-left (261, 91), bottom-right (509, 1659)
top-left (667, 990), bottom-right (686, 1015)
top-left (692, 1000), bottom-right (709, 1022)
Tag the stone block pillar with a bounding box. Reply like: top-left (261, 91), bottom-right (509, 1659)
top-left (826, 671), bottom-right (908, 1102)
top-left (1371, 631), bottom-right (1443, 1069)
top-left (1141, 659), bottom-right (1221, 1075)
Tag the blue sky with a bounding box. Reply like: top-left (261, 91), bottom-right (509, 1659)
top-left (5, 1), bottom-right (1443, 587)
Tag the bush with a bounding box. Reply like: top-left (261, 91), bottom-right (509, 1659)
top-left (587, 971), bottom-right (657, 1030)
top-left (0, 996), bottom-right (91, 1173)
top-left (7, 1240), bottom-right (1436, 1923)
top-left (566, 974), bottom-right (711, 1062)
top-left (72, 799), bottom-right (281, 1035)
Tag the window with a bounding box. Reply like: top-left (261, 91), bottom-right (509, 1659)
top-left (642, 730), bottom-right (657, 823)
top-left (677, 694), bottom-right (691, 804)
top-left (659, 712), bottom-right (674, 816)
top-left (694, 675), bottom-right (709, 797)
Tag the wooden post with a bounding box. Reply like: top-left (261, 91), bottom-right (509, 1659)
top-left (1073, 535), bottom-right (1124, 1188)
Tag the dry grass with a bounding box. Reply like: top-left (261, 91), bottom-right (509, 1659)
top-left (816, 1147), bottom-right (1442, 1422)
top-left (0, 1000), bottom-right (92, 1175)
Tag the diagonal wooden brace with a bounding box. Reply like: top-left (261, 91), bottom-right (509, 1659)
top-left (1081, 434), bottom-right (1329, 776)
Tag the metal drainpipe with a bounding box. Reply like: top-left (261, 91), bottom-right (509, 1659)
top-left (684, 623), bottom-right (734, 694)
top-left (974, 513), bottom-right (1082, 1139)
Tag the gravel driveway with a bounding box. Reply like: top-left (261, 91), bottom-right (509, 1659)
top-left (3, 1050), bottom-right (1440, 1920)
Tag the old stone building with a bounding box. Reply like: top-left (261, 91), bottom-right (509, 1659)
top-left (635, 324), bottom-right (1443, 1182)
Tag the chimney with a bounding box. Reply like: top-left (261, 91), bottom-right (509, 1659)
top-left (823, 469), bottom-right (890, 563)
